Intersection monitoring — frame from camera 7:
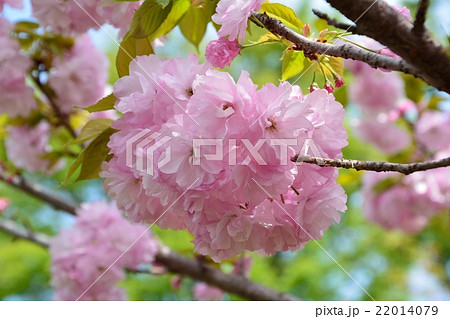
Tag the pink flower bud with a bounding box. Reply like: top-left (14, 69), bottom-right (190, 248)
top-left (334, 75), bottom-right (345, 88)
top-left (205, 37), bottom-right (241, 69)
top-left (302, 24), bottom-right (311, 37)
top-left (318, 29), bottom-right (328, 40)
top-left (310, 82), bottom-right (320, 92)
top-left (324, 81), bottom-right (335, 93)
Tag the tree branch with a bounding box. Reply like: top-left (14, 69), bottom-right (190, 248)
top-left (0, 174), bottom-right (298, 301)
top-left (0, 219), bottom-right (50, 248)
top-left (32, 75), bottom-right (77, 139)
top-left (312, 9), bottom-right (362, 34)
top-left (291, 155), bottom-right (450, 175)
top-left (252, 12), bottom-right (424, 82)
top-left (0, 173), bottom-right (77, 215)
top-left (156, 247), bottom-right (298, 300)
top-left (413, 0), bottom-right (429, 35)
top-left (324, 0), bottom-right (450, 93)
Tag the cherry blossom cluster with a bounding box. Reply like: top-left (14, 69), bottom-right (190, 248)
top-left (346, 40), bottom-right (413, 155)
top-left (101, 53), bottom-right (348, 262)
top-left (346, 6), bottom-right (414, 155)
top-left (31, 0), bottom-right (142, 37)
top-left (50, 201), bottom-right (158, 301)
top-left (0, 17), bottom-right (37, 117)
top-left (49, 34), bottom-right (108, 113)
top-left (205, 0), bottom-right (264, 68)
top-left (362, 149), bottom-right (450, 233)
top-left (5, 122), bottom-right (63, 173)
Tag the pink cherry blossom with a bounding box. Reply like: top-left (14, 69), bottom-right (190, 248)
top-left (362, 171), bottom-right (445, 233)
top-left (31, 0), bottom-right (102, 36)
top-left (212, 0), bottom-right (265, 42)
top-left (348, 61), bottom-right (404, 111)
top-left (352, 115), bottom-right (411, 155)
top-left (50, 201), bottom-right (158, 301)
top-left (31, 0), bottom-right (141, 37)
top-left (0, 18), bottom-right (37, 117)
top-left (5, 123), bottom-right (63, 173)
top-left (103, 53), bottom-right (348, 262)
top-left (49, 34), bottom-right (108, 114)
top-left (97, 0), bottom-right (142, 38)
top-left (0, 0), bottom-right (22, 11)
top-left (206, 37), bottom-right (241, 69)
top-left (415, 111), bottom-right (450, 152)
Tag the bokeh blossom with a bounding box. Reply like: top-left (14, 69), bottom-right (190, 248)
top-left (5, 123), bottom-right (63, 173)
top-left (31, 0), bottom-right (141, 37)
top-left (0, 18), bottom-right (37, 117)
top-left (49, 34), bottom-right (108, 113)
top-left (362, 166), bottom-right (449, 233)
top-left (50, 201), bottom-right (158, 301)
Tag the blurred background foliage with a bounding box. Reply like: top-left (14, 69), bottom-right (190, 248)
top-left (0, 0), bottom-right (449, 300)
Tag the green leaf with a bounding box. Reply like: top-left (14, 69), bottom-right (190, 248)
top-left (82, 93), bottom-right (116, 112)
top-left (149, 0), bottom-right (190, 40)
top-left (62, 127), bottom-right (116, 184)
top-left (128, 0), bottom-right (173, 38)
top-left (312, 56), bottom-right (344, 77)
top-left (403, 74), bottom-right (425, 103)
top-left (70, 118), bottom-right (114, 145)
top-left (76, 128), bottom-right (116, 182)
top-left (250, 32), bottom-right (281, 45)
top-left (281, 50), bottom-right (305, 81)
top-left (116, 36), bottom-right (154, 77)
top-left (179, 3), bottom-right (210, 47)
top-left (62, 148), bottom-right (85, 185)
top-left (260, 3), bottom-right (302, 30)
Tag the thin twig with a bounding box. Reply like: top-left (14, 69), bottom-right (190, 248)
top-left (312, 9), bottom-right (361, 34)
top-left (0, 172), bottom-right (77, 215)
top-left (252, 12), bottom-right (423, 80)
top-left (0, 219), bottom-right (50, 248)
top-left (32, 76), bottom-right (77, 139)
top-left (413, 0), bottom-right (429, 35)
top-left (292, 155), bottom-right (450, 175)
